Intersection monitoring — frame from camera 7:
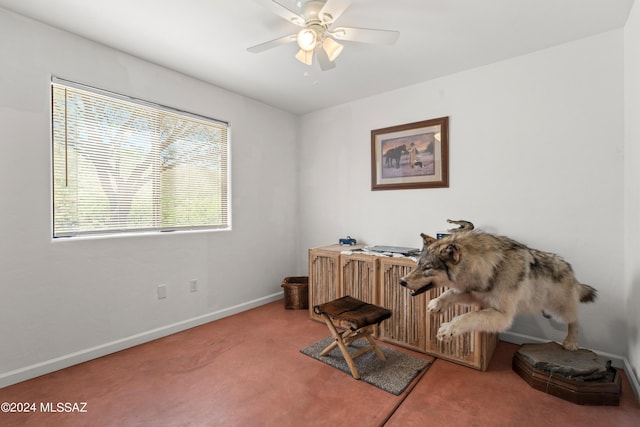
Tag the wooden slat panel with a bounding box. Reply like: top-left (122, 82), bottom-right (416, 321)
top-left (340, 254), bottom-right (377, 304)
top-left (378, 258), bottom-right (426, 352)
top-left (308, 248), bottom-right (341, 321)
top-left (424, 286), bottom-right (497, 370)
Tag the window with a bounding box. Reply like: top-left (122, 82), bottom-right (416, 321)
top-left (51, 78), bottom-right (230, 238)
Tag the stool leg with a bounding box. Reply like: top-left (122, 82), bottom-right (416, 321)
top-left (319, 329), bottom-right (353, 356)
top-left (365, 333), bottom-right (386, 361)
top-left (320, 314), bottom-right (361, 379)
top-left (319, 339), bottom-right (338, 356)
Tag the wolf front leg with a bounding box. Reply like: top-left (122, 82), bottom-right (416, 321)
top-left (428, 290), bottom-right (482, 313)
top-left (436, 308), bottom-right (515, 341)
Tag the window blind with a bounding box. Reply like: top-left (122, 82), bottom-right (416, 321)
top-left (51, 78), bottom-right (230, 237)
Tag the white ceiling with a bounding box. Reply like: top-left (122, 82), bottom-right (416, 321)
top-left (0, 0), bottom-right (634, 115)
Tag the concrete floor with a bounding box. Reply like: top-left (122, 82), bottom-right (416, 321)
top-left (1, 301), bottom-right (638, 426)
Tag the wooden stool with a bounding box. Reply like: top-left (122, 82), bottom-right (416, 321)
top-left (313, 295), bottom-right (392, 379)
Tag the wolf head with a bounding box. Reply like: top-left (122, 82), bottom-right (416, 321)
top-left (399, 233), bottom-right (461, 296)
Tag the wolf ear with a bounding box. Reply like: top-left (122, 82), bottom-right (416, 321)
top-left (442, 244), bottom-right (461, 264)
top-left (420, 233), bottom-right (436, 248)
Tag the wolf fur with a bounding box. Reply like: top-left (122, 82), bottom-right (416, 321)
top-left (399, 225), bottom-right (597, 351)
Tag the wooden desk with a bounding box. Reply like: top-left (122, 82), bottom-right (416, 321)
top-left (309, 245), bottom-right (497, 370)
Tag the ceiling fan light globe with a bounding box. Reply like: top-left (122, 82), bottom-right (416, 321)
top-left (297, 28), bottom-right (317, 51)
top-left (295, 48), bottom-right (314, 65)
top-left (322, 37), bottom-right (343, 61)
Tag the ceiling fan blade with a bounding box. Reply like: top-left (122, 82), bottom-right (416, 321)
top-left (255, 0), bottom-right (305, 26)
top-left (331, 26), bottom-right (400, 45)
top-left (247, 34), bottom-right (297, 53)
top-left (319, 0), bottom-right (351, 24)
top-left (316, 47), bottom-right (336, 71)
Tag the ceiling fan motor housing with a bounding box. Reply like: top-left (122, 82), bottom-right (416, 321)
top-left (296, 0), bottom-right (331, 23)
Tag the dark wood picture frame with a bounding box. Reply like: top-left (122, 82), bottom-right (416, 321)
top-left (371, 116), bottom-right (449, 190)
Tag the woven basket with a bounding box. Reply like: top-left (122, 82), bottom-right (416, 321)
top-left (281, 276), bottom-right (309, 310)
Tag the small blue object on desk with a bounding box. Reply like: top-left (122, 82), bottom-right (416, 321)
top-left (339, 236), bottom-right (357, 246)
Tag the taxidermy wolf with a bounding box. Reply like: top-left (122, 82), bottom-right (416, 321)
top-left (399, 220), bottom-right (597, 351)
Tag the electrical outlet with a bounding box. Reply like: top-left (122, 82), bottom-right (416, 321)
top-left (157, 284), bottom-right (167, 299)
top-left (190, 279), bottom-right (198, 292)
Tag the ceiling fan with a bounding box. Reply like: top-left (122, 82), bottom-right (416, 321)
top-left (248, 0), bottom-right (400, 71)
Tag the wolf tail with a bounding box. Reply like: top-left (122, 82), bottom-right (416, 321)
top-left (579, 284), bottom-right (597, 303)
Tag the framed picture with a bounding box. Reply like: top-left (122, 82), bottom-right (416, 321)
top-left (371, 116), bottom-right (449, 190)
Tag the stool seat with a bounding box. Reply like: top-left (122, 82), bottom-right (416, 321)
top-left (314, 295), bottom-right (392, 330)
top-left (313, 296), bottom-right (392, 380)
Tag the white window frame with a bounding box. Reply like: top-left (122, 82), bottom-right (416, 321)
top-left (51, 77), bottom-right (231, 238)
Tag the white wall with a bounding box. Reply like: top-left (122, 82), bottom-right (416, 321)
top-left (298, 31), bottom-right (627, 357)
top-left (0, 9), bottom-right (298, 386)
top-left (625, 0), bottom-right (640, 384)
